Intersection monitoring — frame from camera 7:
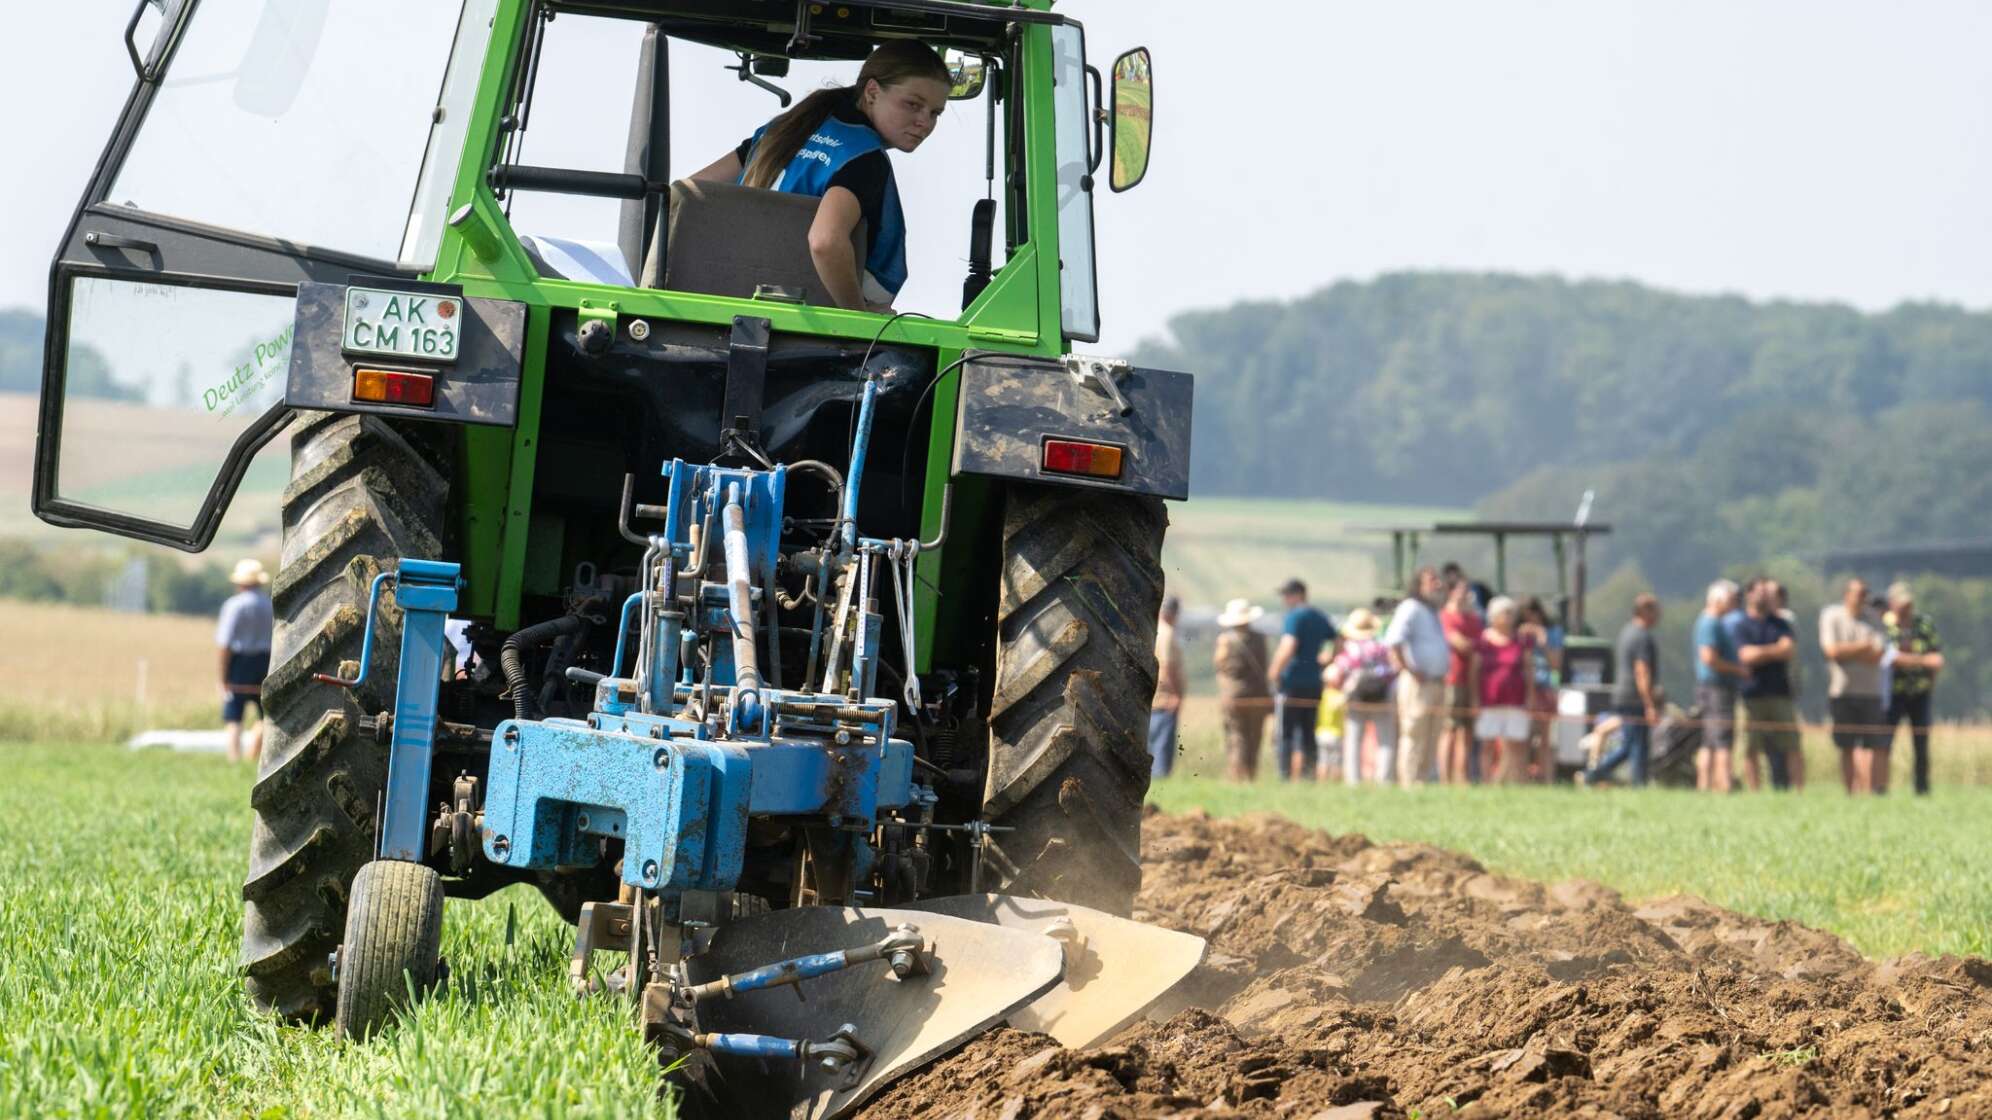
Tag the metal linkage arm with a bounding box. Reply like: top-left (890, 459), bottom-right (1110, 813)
top-left (695, 1024), bottom-right (868, 1079)
top-left (680, 925), bottom-right (925, 1003)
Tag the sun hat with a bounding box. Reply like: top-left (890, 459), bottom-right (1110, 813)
top-left (1341, 606), bottom-right (1380, 639)
top-left (230, 558), bottom-right (271, 587)
top-left (1217, 598), bottom-right (1265, 628)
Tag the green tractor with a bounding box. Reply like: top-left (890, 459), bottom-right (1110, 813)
top-left (32, 0), bottom-right (1191, 1063)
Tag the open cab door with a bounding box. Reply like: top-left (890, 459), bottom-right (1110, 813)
top-left (33, 0), bottom-right (498, 550)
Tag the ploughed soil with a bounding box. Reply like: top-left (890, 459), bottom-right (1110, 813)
top-left (857, 808), bottom-right (1992, 1120)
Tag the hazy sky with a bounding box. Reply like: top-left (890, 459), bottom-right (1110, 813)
top-left (5, 0), bottom-right (1992, 355)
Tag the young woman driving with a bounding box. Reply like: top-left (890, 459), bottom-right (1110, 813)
top-left (692, 40), bottom-right (951, 312)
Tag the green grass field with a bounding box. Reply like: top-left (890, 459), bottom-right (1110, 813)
top-left (0, 743), bottom-right (676, 1119)
top-left (1160, 496), bottom-right (1466, 610)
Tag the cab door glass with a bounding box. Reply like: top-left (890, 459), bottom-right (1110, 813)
top-left (1050, 26), bottom-right (1099, 343)
top-left (107, 0), bottom-right (475, 265)
top-left (55, 278), bottom-right (293, 530)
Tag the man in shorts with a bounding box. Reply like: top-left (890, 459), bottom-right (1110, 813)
top-left (1820, 577), bottom-right (1888, 794)
top-left (217, 558), bottom-right (275, 764)
top-left (1692, 579), bottom-right (1745, 792)
top-left (1734, 580), bottom-right (1799, 791)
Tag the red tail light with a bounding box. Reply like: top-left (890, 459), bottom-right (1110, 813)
top-left (1041, 438), bottom-right (1125, 480)
top-left (353, 368), bottom-right (436, 407)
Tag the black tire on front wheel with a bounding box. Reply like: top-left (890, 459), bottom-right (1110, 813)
top-left (240, 412), bottom-right (448, 1021)
top-left (981, 486), bottom-right (1168, 916)
top-left (335, 859), bottom-right (445, 1039)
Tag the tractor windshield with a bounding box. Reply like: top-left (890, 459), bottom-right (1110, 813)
top-left (107, 0), bottom-right (497, 269)
top-left (498, 10), bottom-right (1019, 321)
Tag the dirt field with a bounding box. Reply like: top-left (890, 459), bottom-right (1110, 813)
top-left (860, 809), bottom-right (1992, 1120)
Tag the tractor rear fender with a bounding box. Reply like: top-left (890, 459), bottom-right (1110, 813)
top-left (286, 281), bottom-right (528, 428)
top-left (950, 352), bottom-right (1193, 501)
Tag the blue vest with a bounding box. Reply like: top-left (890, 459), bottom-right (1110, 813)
top-left (740, 113), bottom-right (908, 299)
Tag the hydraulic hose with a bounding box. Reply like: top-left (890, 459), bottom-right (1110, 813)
top-left (500, 614), bottom-right (588, 722)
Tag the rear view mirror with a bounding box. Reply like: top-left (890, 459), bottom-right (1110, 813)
top-left (1109, 47), bottom-right (1152, 192)
top-left (232, 0), bottom-right (332, 118)
top-left (946, 50), bottom-right (987, 100)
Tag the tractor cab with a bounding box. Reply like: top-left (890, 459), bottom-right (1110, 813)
top-left (35, 0), bottom-right (1159, 554)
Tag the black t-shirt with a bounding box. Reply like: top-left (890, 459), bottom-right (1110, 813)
top-left (735, 96), bottom-right (891, 266)
top-left (1732, 612), bottom-right (1794, 699)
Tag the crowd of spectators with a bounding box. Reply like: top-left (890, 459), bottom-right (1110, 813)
top-left (1158, 568), bottom-right (1945, 795)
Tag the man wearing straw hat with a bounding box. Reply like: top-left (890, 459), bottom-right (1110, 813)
top-left (1213, 597), bottom-right (1271, 781)
top-left (217, 558), bottom-right (274, 764)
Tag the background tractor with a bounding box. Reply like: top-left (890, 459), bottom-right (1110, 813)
top-left (31, 0), bottom-right (1197, 1111)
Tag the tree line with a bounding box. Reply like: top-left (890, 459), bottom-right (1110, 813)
top-left (1138, 271), bottom-right (1992, 715)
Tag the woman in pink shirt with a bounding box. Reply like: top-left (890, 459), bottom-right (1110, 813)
top-left (1473, 596), bottom-right (1536, 784)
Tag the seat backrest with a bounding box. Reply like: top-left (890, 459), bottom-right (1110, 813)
top-left (660, 179), bottom-right (864, 307)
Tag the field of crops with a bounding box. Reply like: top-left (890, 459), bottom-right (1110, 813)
top-left (0, 391), bottom-right (285, 546)
top-left (0, 598), bottom-right (219, 742)
top-left (1158, 495), bottom-right (1466, 610)
top-left (0, 742), bottom-right (672, 1120)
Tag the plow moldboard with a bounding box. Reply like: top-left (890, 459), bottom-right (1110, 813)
top-left (903, 893), bottom-right (1207, 1048)
top-left (685, 905), bottom-right (1065, 1119)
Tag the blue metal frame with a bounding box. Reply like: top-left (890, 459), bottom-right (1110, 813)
top-left (378, 559), bottom-right (461, 862)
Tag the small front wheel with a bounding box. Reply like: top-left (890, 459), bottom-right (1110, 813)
top-left (334, 859), bottom-right (444, 1039)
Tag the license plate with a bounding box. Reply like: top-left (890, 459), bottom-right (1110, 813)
top-left (342, 287), bottom-right (461, 363)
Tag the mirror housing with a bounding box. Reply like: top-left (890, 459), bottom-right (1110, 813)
top-left (1109, 47), bottom-right (1152, 192)
top-left (946, 49), bottom-right (987, 100)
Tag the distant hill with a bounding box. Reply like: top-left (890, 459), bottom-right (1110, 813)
top-left (0, 309), bottom-right (134, 400)
top-left (1136, 272), bottom-right (1992, 509)
top-left (1135, 272), bottom-right (1992, 597)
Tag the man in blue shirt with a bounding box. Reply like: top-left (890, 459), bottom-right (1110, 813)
top-left (1384, 567), bottom-right (1452, 787)
top-left (1692, 579), bottom-right (1746, 793)
top-left (1268, 578), bottom-right (1336, 781)
top-left (217, 558), bottom-right (275, 765)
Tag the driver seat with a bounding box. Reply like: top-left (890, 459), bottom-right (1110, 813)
top-left (656, 180), bottom-right (864, 307)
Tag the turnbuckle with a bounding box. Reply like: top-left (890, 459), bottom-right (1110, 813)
top-left (693, 1023), bottom-right (871, 1083)
top-left (679, 924), bottom-right (927, 1003)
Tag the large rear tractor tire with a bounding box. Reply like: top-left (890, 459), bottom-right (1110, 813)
top-left (981, 486), bottom-right (1168, 916)
top-left (334, 859), bottom-right (446, 1039)
top-left (239, 413), bottom-right (448, 1021)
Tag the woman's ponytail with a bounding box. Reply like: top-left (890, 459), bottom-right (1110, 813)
top-left (739, 40), bottom-right (951, 190)
top-left (740, 86), bottom-right (850, 190)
